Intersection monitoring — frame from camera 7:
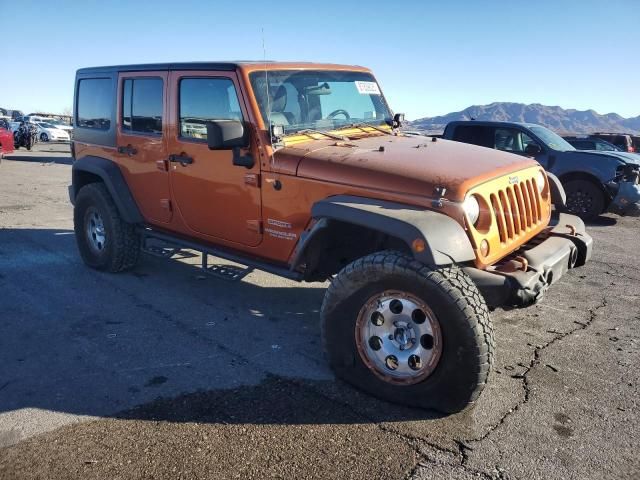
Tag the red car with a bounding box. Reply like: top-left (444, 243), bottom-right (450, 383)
top-left (0, 124), bottom-right (14, 159)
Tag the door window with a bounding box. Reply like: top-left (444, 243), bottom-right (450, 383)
top-left (121, 77), bottom-right (163, 135)
top-left (572, 140), bottom-right (596, 150)
top-left (179, 78), bottom-right (242, 140)
top-left (451, 125), bottom-right (493, 148)
top-left (494, 128), bottom-right (538, 153)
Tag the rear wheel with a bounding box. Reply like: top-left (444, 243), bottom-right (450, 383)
top-left (74, 183), bottom-right (140, 272)
top-left (564, 179), bottom-right (605, 220)
top-left (321, 251), bottom-right (494, 413)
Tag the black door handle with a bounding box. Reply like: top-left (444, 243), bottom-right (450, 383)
top-left (169, 154), bottom-right (193, 166)
top-left (117, 145), bottom-right (137, 155)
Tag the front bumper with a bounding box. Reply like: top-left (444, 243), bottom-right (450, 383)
top-left (608, 181), bottom-right (640, 217)
top-left (464, 213), bottom-right (593, 308)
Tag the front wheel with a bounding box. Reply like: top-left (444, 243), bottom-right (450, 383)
top-left (321, 251), bottom-right (494, 413)
top-left (564, 179), bottom-right (605, 220)
top-left (40, 133), bottom-right (49, 142)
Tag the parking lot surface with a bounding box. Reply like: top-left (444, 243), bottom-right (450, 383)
top-left (0, 145), bottom-right (638, 479)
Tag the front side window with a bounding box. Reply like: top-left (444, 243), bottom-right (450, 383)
top-left (77, 78), bottom-right (112, 129)
top-left (494, 128), bottom-right (539, 153)
top-left (121, 78), bottom-right (163, 134)
top-left (249, 70), bottom-right (392, 134)
top-left (179, 78), bottom-right (242, 140)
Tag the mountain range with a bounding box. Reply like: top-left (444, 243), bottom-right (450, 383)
top-left (408, 102), bottom-right (640, 135)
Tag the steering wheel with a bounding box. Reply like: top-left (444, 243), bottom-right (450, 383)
top-left (327, 109), bottom-right (351, 120)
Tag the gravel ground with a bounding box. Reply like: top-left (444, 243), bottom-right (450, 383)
top-left (0, 145), bottom-right (638, 479)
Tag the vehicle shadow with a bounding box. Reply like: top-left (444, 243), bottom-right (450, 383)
top-left (0, 228), bottom-right (442, 437)
top-left (1, 153), bottom-right (73, 166)
top-left (585, 215), bottom-right (618, 227)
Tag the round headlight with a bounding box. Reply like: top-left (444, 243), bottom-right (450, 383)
top-left (536, 170), bottom-right (546, 193)
top-left (463, 195), bottom-right (480, 225)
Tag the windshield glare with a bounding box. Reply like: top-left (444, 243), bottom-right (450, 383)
top-left (530, 125), bottom-right (575, 152)
top-left (249, 70), bottom-right (393, 134)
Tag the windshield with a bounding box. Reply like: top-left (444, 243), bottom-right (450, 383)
top-left (249, 70), bottom-right (393, 134)
top-left (529, 125), bottom-right (575, 152)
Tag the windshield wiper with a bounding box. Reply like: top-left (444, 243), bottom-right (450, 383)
top-left (293, 129), bottom-right (349, 141)
top-left (339, 122), bottom-right (394, 135)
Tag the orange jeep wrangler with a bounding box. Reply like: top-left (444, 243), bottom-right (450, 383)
top-left (69, 62), bottom-right (592, 412)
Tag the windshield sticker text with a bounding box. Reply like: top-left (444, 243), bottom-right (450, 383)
top-left (355, 81), bottom-right (381, 95)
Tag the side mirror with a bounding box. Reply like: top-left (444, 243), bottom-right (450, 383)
top-left (525, 143), bottom-right (542, 156)
top-left (393, 113), bottom-right (405, 128)
top-left (206, 120), bottom-right (249, 150)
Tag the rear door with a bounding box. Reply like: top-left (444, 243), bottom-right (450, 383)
top-left (116, 71), bottom-right (172, 224)
top-left (166, 71), bottom-right (262, 247)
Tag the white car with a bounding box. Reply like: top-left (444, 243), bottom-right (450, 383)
top-left (36, 122), bottom-right (70, 142)
top-left (42, 118), bottom-right (73, 134)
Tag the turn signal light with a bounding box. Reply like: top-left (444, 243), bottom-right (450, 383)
top-left (412, 238), bottom-right (426, 253)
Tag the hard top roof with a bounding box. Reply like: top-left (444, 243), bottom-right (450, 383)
top-left (76, 61), bottom-right (365, 75)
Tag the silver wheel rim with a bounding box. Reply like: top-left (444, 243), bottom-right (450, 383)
top-left (355, 291), bottom-right (442, 385)
top-left (86, 208), bottom-right (106, 253)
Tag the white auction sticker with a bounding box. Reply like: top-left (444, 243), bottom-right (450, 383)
top-left (355, 81), bottom-right (381, 95)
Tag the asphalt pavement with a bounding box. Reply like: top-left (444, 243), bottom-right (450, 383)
top-left (0, 144), bottom-right (638, 479)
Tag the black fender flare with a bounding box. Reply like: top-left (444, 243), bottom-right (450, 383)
top-left (292, 195), bottom-right (476, 269)
top-left (546, 172), bottom-right (567, 210)
top-left (70, 155), bottom-right (143, 224)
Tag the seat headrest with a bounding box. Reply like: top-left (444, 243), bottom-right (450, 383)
top-left (270, 85), bottom-right (287, 113)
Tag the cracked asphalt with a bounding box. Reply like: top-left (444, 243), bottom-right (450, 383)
top-left (0, 145), bottom-right (638, 479)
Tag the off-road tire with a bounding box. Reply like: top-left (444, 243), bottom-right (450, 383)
top-left (321, 251), bottom-right (494, 413)
top-left (74, 183), bottom-right (140, 272)
top-left (564, 179), bottom-right (605, 220)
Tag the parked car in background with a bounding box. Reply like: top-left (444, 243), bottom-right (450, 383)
top-left (0, 118), bottom-right (14, 159)
top-left (1, 109), bottom-right (24, 120)
top-left (44, 118), bottom-right (73, 133)
top-left (632, 135), bottom-right (640, 153)
top-left (443, 121), bottom-right (640, 219)
top-left (590, 133), bottom-right (635, 153)
top-left (563, 136), bottom-right (622, 152)
top-left (35, 122), bottom-right (71, 142)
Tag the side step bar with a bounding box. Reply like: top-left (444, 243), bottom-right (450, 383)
top-left (138, 227), bottom-right (303, 282)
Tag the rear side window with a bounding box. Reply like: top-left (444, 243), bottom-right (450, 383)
top-left (179, 78), bottom-right (242, 140)
top-left (77, 78), bottom-right (112, 129)
top-left (121, 78), bottom-right (163, 135)
top-left (452, 125), bottom-right (493, 148)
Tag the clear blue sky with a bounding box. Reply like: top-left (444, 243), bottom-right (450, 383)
top-left (1, 0), bottom-right (638, 119)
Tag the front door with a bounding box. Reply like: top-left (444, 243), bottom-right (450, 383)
top-left (167, 71), bottom-right (262, 247)
top-left (117, 71), bottom-right (171, 223)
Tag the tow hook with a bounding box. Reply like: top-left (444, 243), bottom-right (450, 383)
top-left (499, 256), bottom-right (529, 273)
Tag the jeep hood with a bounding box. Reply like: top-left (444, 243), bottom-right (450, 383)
top-left (276, 135), bottom-right (538, 202)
